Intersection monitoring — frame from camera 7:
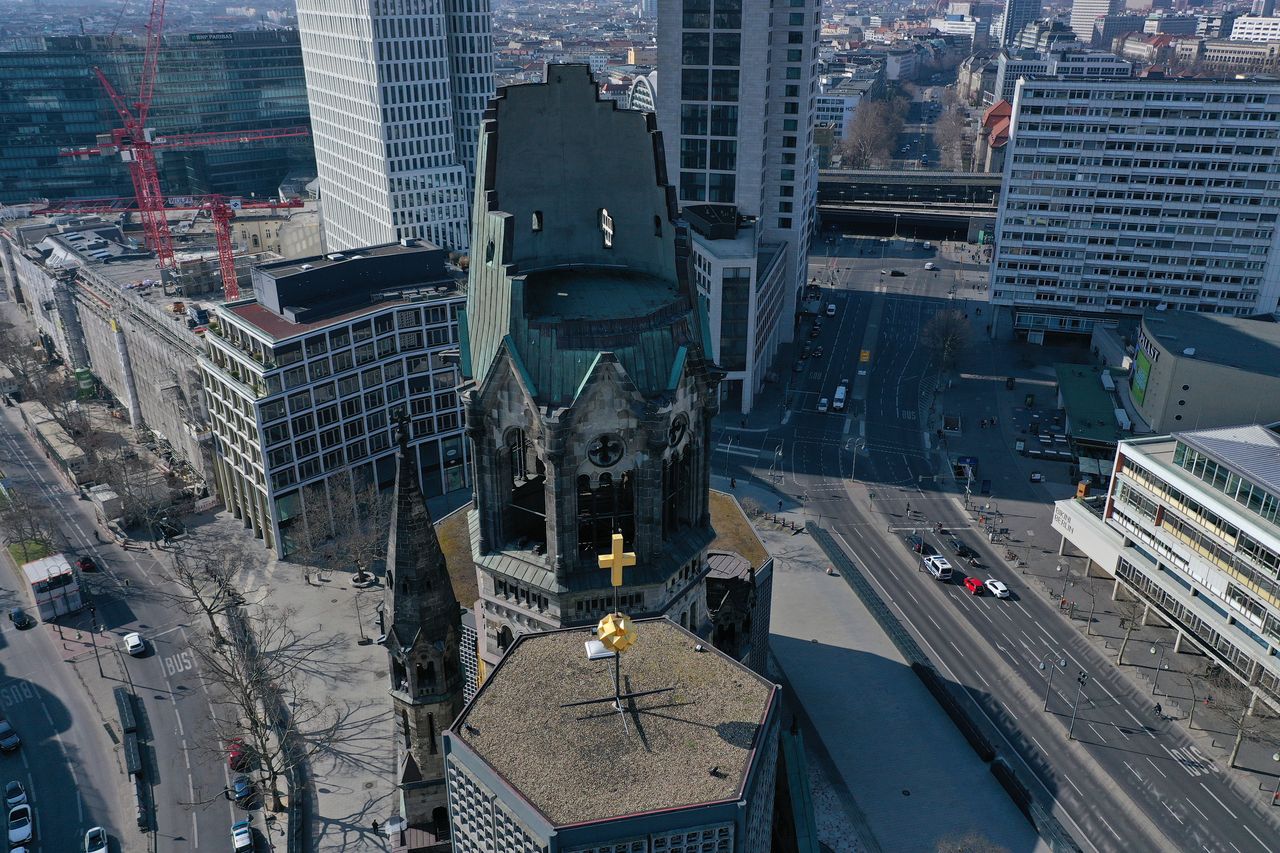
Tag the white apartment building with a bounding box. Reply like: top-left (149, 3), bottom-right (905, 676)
top-left (1070, 0), bottom-right (1123, 42)
top-left (815, 77), bottom-right (876, 139)
top-left (200, 241), bottom-right (470, 556)
top-left (1053, 424), bottom-right (1280, 709)
top-left (657, 0), bottom-right (820, 413)
top-left (296, 0), bottom-right (494, 253)
top-left (990, 77), bottom-right (1280, 340)
top-left (993, 49), bottom-right (1132, 104)
top-left (1229, 15), bottom-right (1280, 41)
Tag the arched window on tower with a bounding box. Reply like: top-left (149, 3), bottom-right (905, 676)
top-left (577, 471), bottom-right (635, 557)
top-left (663, 447), bottom-right (696, 535)
top-left (505, 427), bottom-right (546, 549)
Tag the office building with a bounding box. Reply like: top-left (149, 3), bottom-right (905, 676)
top-left (816, 77), bottom-right (877, 139)
top-left (443, 619), bottom-right (782, 852)
top-left (1184, 37), bottom-right (1280, 71)
top-left (1094, 14), bottom-right (1147, 48)
top-left (200, 241), bottom-right (470, 556)
top-left (0, 31), bottom-right (312, 205)
top-left (990, 77), bottom-right (1280, 341)
top-left (296, 0), bottom-right (494, 253)
top-left (1052, 424), bottom-right (1280, 712)
top-left (627, 70), bottom-right (658, 112)
top-left (1070, 0), bottom-right (1124, 42)
top-left (1229, 15), bottom-right (1280, 41)
top-left (1196, 13), bottom-right (1241, 38)
top-left (992, 48), bottom-right (1132, 103)
top-left (1001, 0), bottom-right (1044, 47)
top-left (657, 0), bottom-right (819, 412)
top-left (1012, 18), bottom-right (1079, 50)
top-left (1125, 313), bottom-right (1280, 433)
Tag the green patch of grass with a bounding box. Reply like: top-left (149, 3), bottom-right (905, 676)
top-left (7, 539), bottom-right (52, 565)
top-left (436, 507), bottom-right (479, 607)
top-left (708, 491), bottom-right (769, 569)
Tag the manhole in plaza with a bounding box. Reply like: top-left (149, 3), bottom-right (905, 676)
top-left (375, 671), bottom-right (387, 679)
top-left (364, 781), bottom-right (375, 790)
top-left (902, 790), bottom-right (911, 796)
top-left (331, 599), bottom-right (339, 603)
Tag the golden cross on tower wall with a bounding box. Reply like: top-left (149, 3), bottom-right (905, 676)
top-left (598, 533), bottom-right (636, 588)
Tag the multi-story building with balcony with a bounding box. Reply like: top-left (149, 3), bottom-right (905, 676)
top-left (1053, 424), bottom-right (1280, 710)
top-left (200, 240), bottom-right (469, 556)
top-left (989, 76), bottom-right (1280, 341)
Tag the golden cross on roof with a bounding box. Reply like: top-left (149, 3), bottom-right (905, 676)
top-left (598, 532), bottom-right (636, 588)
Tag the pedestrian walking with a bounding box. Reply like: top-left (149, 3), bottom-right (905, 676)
top-left (730, 477), bottom-right (737, 489)
top-left (1154, 703), bottom-right (1163, 718)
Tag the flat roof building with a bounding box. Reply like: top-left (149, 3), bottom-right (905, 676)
top-left (443, 618), bottom-right (781, 851)
top-left (1053, 423), bottom-right (1280, 712)
top-left (990, 76), bottom-right (1280, 341)
top-left (200, 240), bottom-right (470, 556)
top-left (1129, 313), bottom-right (1280, 433)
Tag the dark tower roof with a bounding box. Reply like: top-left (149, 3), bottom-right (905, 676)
top-left (386, 412), bottom-right (460, 653)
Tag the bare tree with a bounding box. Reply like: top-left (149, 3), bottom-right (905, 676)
top-left (288, 469), bottom-right (392, 584)
top-left (923, 309), bottom-right (971, 371)
top-left (1113, 594), bottom-right (1146, 665)
top-left (155, 549), bottom-right (247, 645)
top-left (842, 100), bottom-right (893, 168)
top-left (1206, 668), bottom-right (1280, 769)
top-left (192, 604), bottom-right (375, 811)
top-left (0, 483), bottom-right (62, 562)
top-left (935, 107), bottom-right (969, 172)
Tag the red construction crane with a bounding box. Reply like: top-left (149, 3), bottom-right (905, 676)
top-left (60, 0), bottom-right (309, 278)
top-left (36, 195), bottom-right (305, 300)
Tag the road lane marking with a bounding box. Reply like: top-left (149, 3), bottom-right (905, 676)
top-left (1162, 801), bottom-right (1184, 825)
top-left (1242, 824), bottom-right (1271, 853)
top-left (948, 641), bottom-right (966, 659)
top-left (1096, 813), bottom-right (1122, 842)
top-left (1000, 700), bottom-right (1017, 720)
top-left (975, 670), bottom-right (991, 688)
top-left (1088, 723), bottom-right (1108, 743)
top-left (926, 613), bottom-right (942, 631)
top-left (1062, 773), bottom-right (1083, 797)
top-left (1198, 782), bottom-right (1238, 819)
top-left (1124, 761), bottom-right (1142, 782)
top-left (1111, 723), bottom-right (1132, 740)
top-left (1185, 798), bottom-right (1208, 821)
top-left (1145, 757), bottom-right (1167, 778)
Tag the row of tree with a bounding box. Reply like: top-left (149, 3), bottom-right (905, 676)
top-left (841, 91), bottom-right (912, 169)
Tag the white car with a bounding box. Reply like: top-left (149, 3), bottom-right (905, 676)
top-left (84, 826), bottom-right (108, 853)
top-left (232, 819), bottom-right (253, 851)
top-left (123, 632), bottom-right (146, 656)
top-left (7, 803), bottom-right (32, 845)
top-left (817, 397), bottom-right (830, 413)
top-left (825, 303), bottom-right (836, 317)
top-left (924, 262), bottom-right (936, 270)
top-left (3, 781), bottom-right (24, 808)
top-left (985, 579), bottom-right (1010, 599)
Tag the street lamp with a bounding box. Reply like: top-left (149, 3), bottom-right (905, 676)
top-left (1151, 642), bottom-right (1167, 695)
top-left (1039, 654), bottom-right (1067, 712)
top-left (1272, 753), bottom-right (1280, 805)
top-left (893, 213), bottom-right (901, 240)
top-left (1067, 670), bottom-right (1090, 740)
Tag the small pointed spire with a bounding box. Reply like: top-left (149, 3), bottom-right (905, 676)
top-left (387, 408), bottom-right (458, 651)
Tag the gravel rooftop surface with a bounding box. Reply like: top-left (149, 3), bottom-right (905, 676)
top-left (454, 618), bottom-right (777, 825)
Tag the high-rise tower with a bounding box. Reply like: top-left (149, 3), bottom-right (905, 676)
top-left (656, 0), bottom-right (819, 412)
top-left (384, 413), bottom-right (464, 845)
top-left (296, 0), bottom-right (494, 253)
top-left (1000, 0), bottom-right (1044, 47)
top-left (459, 65), bottom-right (722, 667)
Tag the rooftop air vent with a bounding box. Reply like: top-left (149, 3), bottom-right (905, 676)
top-left (298, 264), bottom-right (312, 271)
top-left (1182, 347), bottom-right (1196, 357)
top-left (326, 253), bottom-right (345, 261)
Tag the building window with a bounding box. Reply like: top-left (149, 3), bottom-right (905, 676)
top-left (682, 0), bottom-right (710, 28)
top-left (681, 138), bottom-right (708, 169)
top-left (709, 173), bottom-right (736, 203)
top-left (711, 70), bottom-right (739, 101)
top-left (682, 32), bottom-right (710, 64)
top-left (599, 208), bottom-right (614, 248)
top-left (680, 171), bottom-right (707, 201)
top-left (712, 33), bottom-right (740, 65)
top-left (681, 103), bottom-right (708, 134)
top-left (710, 105), bottom-right (738, 136)
top-left (713, 0), bottom-right (741, 28)
top-left (681, 68), bottom-right (709, 99)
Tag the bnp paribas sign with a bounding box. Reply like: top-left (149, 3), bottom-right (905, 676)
top-left (189, 32), bottom-right (235, 42)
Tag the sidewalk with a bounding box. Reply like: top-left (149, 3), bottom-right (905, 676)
top-left (755, 493), bottom-right (1047, 853)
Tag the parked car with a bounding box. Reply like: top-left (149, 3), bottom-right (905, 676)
top-left (825, 303), bottom-right (837, 317)
top-left (924, 262), bottom-right (936, 270)
top-left (808, 325), bottom-right (821, 338)
top-left (0, 722), bottom-right (21, 752)
top-left (985, 579), bottom-right (1010, 599)
top-left (3, 781), bottom-right (25, 808)
top-left (801, 343), bottom-right (812, 358)
top-left (1030, 471), bottom-right (1044, 483)
top-left (232, 775), bottom-right (256, 806)
top-left (817, 398), bottom-right (830, 413)
top-left (7, 803), bottom-right (31, 845)
top-left (232, 818), bottom-right (254, 851)
top-left (84, 826), bottom-right (108, 853)
top-left (7, 610), bottom-right (33, 630)
top-left (792, 360), bottom-right (805, 373)
top-left (76, 556), bottom-right (99, 572)
top-left (227, 737), bottom-right (253, 772)
top-left (890, 269), bottom-right (907, 277)
top-left (813, 346), bottom-right (824, 359)
top-left (964, 576), bottom-right (985, 595)
top-left (123, 632), bottom-right (146, 656)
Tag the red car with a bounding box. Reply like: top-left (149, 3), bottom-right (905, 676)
top-left (76, 556), bottom-right (98, 572)
top-left (227, 738), bottom-right (252, 771)
top-left (964, 577), bottom-right (984, 595)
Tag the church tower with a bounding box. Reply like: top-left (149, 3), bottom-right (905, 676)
top-left (385, 413), bottom-right (463, 845)
top-left (459, 65), bottom-right (723, 667)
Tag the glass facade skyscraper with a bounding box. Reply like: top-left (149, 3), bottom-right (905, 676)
top-left (0, 31), bottom-right (313, 205)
